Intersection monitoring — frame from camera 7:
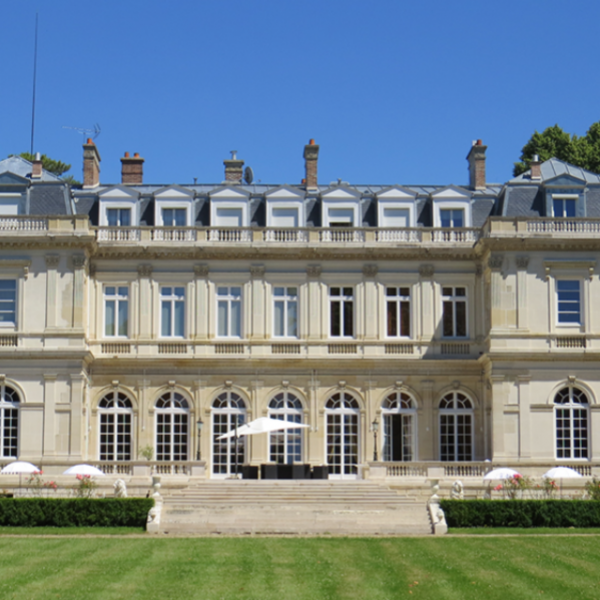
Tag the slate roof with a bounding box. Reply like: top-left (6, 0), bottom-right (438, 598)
top-left (511, 158), bottom-right (600, 185)
top-left (29, 184), bottom-right (73, 216)
top-left (0, 156), bottom-right (62, 182)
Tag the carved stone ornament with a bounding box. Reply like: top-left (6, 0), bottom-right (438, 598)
top-left (568, 375), bottom-right (577, 384)
top-left (281, 380), bottom-right (290, 389)
top-left (515, 256), bottom-right (529, 270)
top-left (224, 380), bottom-right (233, 389)
top-left (168, 380), bottom-right (176, 388)
top-left (111, 380), bottom-right (120, 388)
top-left (45, 254), bottom-right (60, 268)
top-left (306, 264), bottom-right (322, 278)
top-left (475, 264), bottom-right (483, 278)
top-left (89, 263), bottom-right (97, 277)
top-left (488, 254), bottom-right (504, 270)
top-left (394, 380), bottom-right (404, 390)
top-left (452, 380), bottom-right (460, 390)
top-left (72, 255), bottom-right (87, 269)
top-left (338, 380), bottom-right (346, 389)
top-left (362, 264), bottom-right (378, 278)
top-left (250, 264), bottom-right (266, 278)
top-left (193, 264), bottom-right (209, 277)
top-left (137, 264), bottom-right (153, 277)
top-left (419, 264), bottom-right (434, 278)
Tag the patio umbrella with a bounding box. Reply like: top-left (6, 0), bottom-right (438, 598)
top-left (542, 466), bottom-right (582, 498)
top-left (1, 461), bottom-right (41, 491)
top-left (63, 464), bottom-right (105, 477)
top-left (483, 467), bottom-right (521, 480)
top-left (217, 417), bottom-right (309, 440)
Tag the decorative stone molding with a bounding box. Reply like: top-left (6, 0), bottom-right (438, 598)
top-left (72, 255), bottom-right (87, 269)
top-left (250, 264), bottom-right (266, 278)
top-left (362, 264), bottom-right (378, 278)
top-left (338, 380), bottom-right (346, 389)
top-left (193, 264), bottom-right (209, 277)
top-left (544, 259), bottom-right (596, 281)
top-left (224, 380), bottom-right (233, 389)
top-left (515, 256), bottom-right (529, 270)
top-left (89, 263), bottom-right (97, 277)
top-left (488, 254), bottom-right (504, 270)
top-left (419, 264), bottom-right (434, 278)
top-left (306, 264), bottom-right (322, 278)
top-left (0, 374), bottom-right (5, 383)
top-left (568, 375), bottom-right (577, 384)
top-left (167, 380), bottom-right (176, 388)
top-left (111, 380), bottom-right (119, 388)
top-left (137, 264), bottom-right (153, 277)
top-left (452, 380), bottom-right (460, 389)
top-left (394, 380), bottom-right (404, 389)
top-left (475, 264), bottom-right (483, 278)
top-left (45, 254), bottom-right (60, 268)
top-left (281, 380), bottom-right (290, 389)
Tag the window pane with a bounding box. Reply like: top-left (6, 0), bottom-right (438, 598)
top-left (400, 301), bottom-right (410, 336)
top-left (387, 301), bottom-right (397, 336)
top-left (218, 301), bottom-right (228, 336)
top-left (118, 301), bottom-right (128, 336)
top-left (175, 209), bottom-right (186, 226)
top-left (274, 301), bottom-right (284, 336)
top-left (107, 209), bottom-right (118, 226)
top-left (120, 209), bottom-right (131, 226)
top-left (105, 300), bottom-right (115, 336)
top-left (455, 302), bottom-right (466, 337)
top-left (440, 210), bottom-right (452, 228)
top-left (174, 301), bottom-right (185, 336)
top-left (161, 301), bottom-right (171, 336)
top-left (163, 208), bottom-right (173, 226)
top-left (287, 301), bottom-right (297, 337)
top-left (452, 210), bottom-right (464, 228)
top-left (274, 287), bottom-right (284, 297)
top-left (443, 301), bottom-right (454, 337)
top-left (565, 199), bottom-right (576, 217)
top-left (343, 301), bottom-right (354, 337)
top-left (231, 301), bottom-right (241, 337)
top-left (331, 301), bottom-right (340, 336)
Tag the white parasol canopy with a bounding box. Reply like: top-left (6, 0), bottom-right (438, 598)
top-left (542, 466), bottom-right (583, 479)
top-left (63, 464), bottom-right (106, 477)
top-left (0, 461), bottom-right (40, 475)
top-left (217, 417), bottom-right (309, 440)
top-left (483, 467), bottom-right (521, 481)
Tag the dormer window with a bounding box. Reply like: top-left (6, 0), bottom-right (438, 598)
top-left (376, 186), bottom-right (417, 229)
top-left (431, 186), bottom-right (472, 228)
top-left (440, 209), bottom-right (464, 228)
top-left (321, 186), bottom-right (361, 228)
top-left (107, 208), bottom-right (131, 227)
top-left (328, 208), bottom-right (354, 227)
top-left (0, 194), bottom-right (20, 216)
top-left (154, 186), bottom-right (194, 227)
top-left (553, 196), bottom-right (577, 217)
top-left (99, 186), bottom-right (140, 228)
top-left (162, 208), bottom-right (187, 227)
top-left (265, 186), bottom-right (305, 229)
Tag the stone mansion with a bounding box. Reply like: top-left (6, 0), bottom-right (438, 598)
top-left (1, 139), bottom-right (599, 479)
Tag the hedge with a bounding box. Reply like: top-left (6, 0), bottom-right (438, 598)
top-left (0, 498), bottom-right (154, 528)
top-left (440, 499), bottom-right (600, 528)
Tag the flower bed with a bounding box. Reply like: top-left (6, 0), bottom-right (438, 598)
top-left (0, 498), bottom-right (153, 528)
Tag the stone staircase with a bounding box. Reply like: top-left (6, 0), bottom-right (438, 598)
top-left (158, 480), bottom-right (432, 535)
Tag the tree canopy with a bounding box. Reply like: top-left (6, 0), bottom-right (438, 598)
top-left (8, 152), bottom-right (81, 185)
top-left (514, 122), bottom-right (600, 176)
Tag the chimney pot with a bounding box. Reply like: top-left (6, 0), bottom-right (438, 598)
top-left (466, 140), bottom-right (487, 190)
top-left (303, 140), bottom-right (320, 190)
top-left (530, 155), bottom-right (541, 180)
top-left (120, 152), bottom-right (145, 185)
top-left (223, 152), bottom-right (244, 184)
top-left (31, 153), bottom-right (43, 179)
top-left (83, 140), bottom-right (101, 188)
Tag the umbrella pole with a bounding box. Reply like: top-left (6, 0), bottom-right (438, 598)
top-left (234, 416), bottom-right (238, 478)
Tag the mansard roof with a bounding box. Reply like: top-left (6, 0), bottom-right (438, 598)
top-left (0, 156), bottom-right (62, 182)
top-left (510, 158), bottom-right (600, 185)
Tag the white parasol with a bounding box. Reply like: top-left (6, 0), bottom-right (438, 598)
top-left (217, 417), bottom-right (309, 440)
top-left (63, 464), bottom-right (106, 477)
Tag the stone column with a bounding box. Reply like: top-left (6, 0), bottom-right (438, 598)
top-left (194, 265), bottom-right (209, 340)
top-left (42, 374), bottom-right (57, 456)
top-left (490, 374), bottom-right (507, 460)
top-left (363, 265), bottom-right (378, 341)
top-left (249, 266), bottom-right (266, 340)
top-left (137, 265), bottom-right (153, 339)
top-left (69, 374), bottom-right (86, 458)
top-left (420, 380), bottom-right (434, 460)
top-left (71, 255), bottom-right (86, 330)
top-left (419, 265), bottom-right (435, 340)
top-left (306, 266), bottom-right (322, 340)
top-left (517, 375), bottom-right (531, 459)
top-left (516, 256), bottom-right (529, 330)
top-left (308, 376), bottom-right (321, 464)
top-left (44, 255), bottom-right (60, 329)
top-left (488, 254), bottom-right (504, 331)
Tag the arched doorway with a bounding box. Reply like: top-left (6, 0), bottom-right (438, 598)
top-left (268, 391), bottom-right (304, 464)
top-left (381, 391), bottom-right (416, 462)
top-left (325, 391), bottom-right (360, 479)
top-left (98, 391), bottom-right (133, 461)
top-left (212, 391), bottom-right (247, 477)
top-left (155, 391), bottom-right (189, 461)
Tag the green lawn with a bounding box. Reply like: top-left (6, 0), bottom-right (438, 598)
top-left (1, 536), bottom-right (599, 599)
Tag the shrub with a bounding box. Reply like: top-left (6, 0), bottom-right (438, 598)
top-left (440, 499), bottom-right (600, 528)
top-left (0, 498), bottom-right (153, 528)
top-left (585, 477), bottom-right (600, 501)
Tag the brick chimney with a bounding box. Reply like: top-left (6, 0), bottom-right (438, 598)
top-left (31, 152), bottom-right (43, 179)
top-left (530, 154), bottom-right (541, 180)
top-left (223, 151), bottom-right (244, 184)
top-left (466, 139), bottom-right (487, 190)
top-left (83, 139), bottom-right (101, 189)
top-left (303, 139), bottom-right (319, 190)
top-left (120, 152), bottom-right (144, 184)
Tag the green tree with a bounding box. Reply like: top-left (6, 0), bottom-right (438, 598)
top-left (10, 152), bottom-right (81, 186)
top-left (513, 122), bottom-right (600, 176)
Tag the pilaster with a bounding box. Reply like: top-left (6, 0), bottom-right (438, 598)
top-left (44, 255), bottom-right (59, 329)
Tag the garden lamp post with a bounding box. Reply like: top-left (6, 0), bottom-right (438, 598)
top-left (196, 419), bottom-right (204, 461)
top-left (372, 419), bottom-right (379, 462)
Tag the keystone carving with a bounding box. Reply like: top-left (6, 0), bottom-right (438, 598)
top-left (419, 264), bottom-right (434, 278)
top-left (362, 264), bottom-right (378, 278)
top-left (488, 254), bottom-right (504, 270)
top-left (137, 264), bottom-right (153, 277)
top-left (515, 256), bottom-right (529, 270)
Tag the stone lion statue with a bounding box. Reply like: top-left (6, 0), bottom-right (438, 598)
top-left (451, 480), bottom-right (464, 500)
top-left (113, 479), bottom-right (128, 498)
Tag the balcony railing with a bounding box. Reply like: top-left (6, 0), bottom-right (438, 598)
top-left (0, 217), bottom-right (48, 231)
top-left (526, 218), bottom-right (600, 234)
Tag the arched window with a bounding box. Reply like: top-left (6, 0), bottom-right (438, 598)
top-left (325, 392), bottom-right (360, 478)
top-left (212, 391), bottom-right (247, 476)
top-left (268, 392), bottom-right (304, 464)
top-left (155, 391), bottom-right (189, 461)
top-left (439, 392), bottom-right (473, 461)
top-left (0, 384), bottom-right (19, 458)
top-left (381, 391), bottom-right (416, 462)
top-left (554, 387), bottom-right (589, 459)
top-left (98, 391), bottom-right (133, 461)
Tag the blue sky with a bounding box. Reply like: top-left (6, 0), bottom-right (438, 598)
top-left (2, 1), bottom-right (600, 187)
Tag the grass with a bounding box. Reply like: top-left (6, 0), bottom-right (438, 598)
top-left (0, 526), bottom-right (145, 536)
top-left (1, 536), bottom-right (600, 599)
top-left (449, 527), bottom-right (600, 535)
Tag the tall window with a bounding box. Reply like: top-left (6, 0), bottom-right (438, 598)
top-left (155, 391), bottom-right (189, 461)
top-left (440, 209), bottom-right (464, 228)
top-left (217, 286), bottom-right (242, 338)
top-left (0, 280), bottom-right (16, 326)
top-left (382, 392), bottom-right (416, 461)
top-left (439, 392), bottom-right (473, 461)
top-left (386, 287), bottom-right (410, 337)
top-left (162, 208), bottom-right (187, 226)
top-left (0, 384), bottom-right (19, 458)
top-left (268, 392), bottom-right (303, 464)
top-left (106, 208), bottom-right (131, 227)
top-left (554, 387), bottom-right (588, 459)
top-left (161, 286), bottom-right (185, 337)
top-left (553, 198), bottom-right (576, 217)
top-left (273, 287), bottom-right (298, 338)
top-left (98, 391), bottom-right (132, 461)
top-left (556, 280), bottom-right (581, 325)
top-left (442, 287), bottom-right (467, 338)
top-left (330, 287), bottom-right (354, 337)
top-left (212, 391), bottom-right (246, 476)
top-left (104, 286), bottom-right (128, 337)
top-left (325, 392), bottom-right (360, 477)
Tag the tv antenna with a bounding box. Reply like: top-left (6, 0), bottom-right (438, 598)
top-left (62, 123), bottom-right (102, 141)
top-left (30, 12), bottom-right (39, 155)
